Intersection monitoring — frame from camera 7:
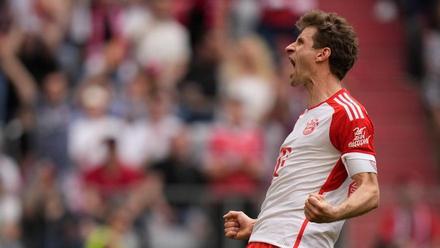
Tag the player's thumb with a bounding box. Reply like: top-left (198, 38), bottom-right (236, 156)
top-left (223, 210), bottom-right (241, 219)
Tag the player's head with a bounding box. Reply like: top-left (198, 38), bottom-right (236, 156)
top-left (285, 10), bottom-right (358, 86)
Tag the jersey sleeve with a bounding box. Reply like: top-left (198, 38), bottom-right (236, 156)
top-left (330, 109), bottom-right (376, 156)
top-left (330, 106), bottom-right (378, 177)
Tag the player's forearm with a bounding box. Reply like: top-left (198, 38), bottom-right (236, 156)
top-left (334, 174), bottom-right (379, 220)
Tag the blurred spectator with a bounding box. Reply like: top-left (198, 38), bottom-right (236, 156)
top-left (375, 180), bottom-right (440, 248)
top-left (0, 2), bottom-right (37, 120)
top-left (119, 92), bottom-right (182, 169)
top-left (204, 96), bottom-right (265, 248)
top-left (150, 127), bottom-right (209, 248)
top-left (0, 134), bottom-right (22, 248)
top-left (81, 0), bottom-right (126, 78)
top-left (178, 31), bottom-right (222, 123)
top-left (204, 96), bottom-right (264, 199)
top-left (115, 70), bottom-right (154, 121)
top-left (123, 0), bottom-right (191, 89)
top-left (82, 138), bottom-right (144, 200)
top-left (35, 0), bottom-right (72, 49)
top-left (10, 0), bottom-right (71, 48)
top-left (153, 126), bottom-right (205, 210)
top-left (85, 202), bottom-right (140, 248)
top-left (220, 35), bottom-right (277, 124)
top-left (380, 0), bottom-right (436, 81)
top-left (35, 72), bottom-right (72, 174)
top-left (82, 137), bottom-right (173, 248)
top-left (3, 105), bottom-right (37, 165)
top-left (67, 0), bottom-right (91, 46)
top-left (80, 138), bottom-right (165, 248)
top-left (68, 83), bottom-right (122, 170)
top-left (182, 0), bottom-right (216, 50)
top-left (257, 0), bottom-right (318, 63)
top-left (0, 184), bottom-right (22, 248)
top-left (373, 0), bottom-right (399, 22)
top-left (18, 34), bottom-right (59, 88)
top-left (229, 0), bottom-right (261, 38)
top-left (86, 0), bottom-right (124, 54)
top-left (21, 162), bottom-right (81, 248)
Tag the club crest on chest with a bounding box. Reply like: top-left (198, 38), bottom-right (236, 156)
top-left (303, 118), bottom-right (319, 135)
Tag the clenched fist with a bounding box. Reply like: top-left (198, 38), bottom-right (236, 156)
top-left (223, 211), bottom-right (256, 240)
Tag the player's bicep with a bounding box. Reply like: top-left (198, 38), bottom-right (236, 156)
top-left (351, 172), bottom-right (379, 192)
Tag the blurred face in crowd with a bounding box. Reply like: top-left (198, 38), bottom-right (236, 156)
top-left (285, 27), bottom-right (321, 87)
top-left (127, 72), bottom-right (151, 100)
top-left (197, 31), bottom-right (221, 62)
top-left (147, 93), bottom-right (170, 121)
top-left (225, 98), bottom-right (245, 126)
top-left (170, 129), bottom-right (191, 160)
top-left (43, 72), bottom-right (68, 105)
top-left (81, 84), bottom-right (110, 118)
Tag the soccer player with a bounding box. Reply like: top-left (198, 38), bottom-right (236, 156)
top-left (223, 10), bottom-right (380, 248)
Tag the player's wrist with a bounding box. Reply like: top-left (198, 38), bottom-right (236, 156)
top-left (331, 205), bottom-right (344, 221)
top-left (246, 218), bottom-right (257, 236)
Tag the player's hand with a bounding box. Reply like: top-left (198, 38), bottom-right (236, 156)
top-left (304, 193), bottom-right (339, 223)
top-left (223, 211), bottom-right (256, 240)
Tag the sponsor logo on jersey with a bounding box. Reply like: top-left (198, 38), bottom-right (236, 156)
top-left (303, 119), bottom-right (319, 135)
top-left (348, 127), bottom-right (371, 148)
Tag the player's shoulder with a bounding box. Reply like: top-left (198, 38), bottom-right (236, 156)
top-left (327, 88), bottom-right (370, 123)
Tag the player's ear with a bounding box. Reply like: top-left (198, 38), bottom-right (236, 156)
top-left (316, 47), bottom-right (331, 62)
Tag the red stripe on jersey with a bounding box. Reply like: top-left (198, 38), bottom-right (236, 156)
top-left (293, 219), bottom-right (309, 248)
top-left (292, 159), bottom-right (348, 247)
top-left (319, 159), bottom-right (348, 194)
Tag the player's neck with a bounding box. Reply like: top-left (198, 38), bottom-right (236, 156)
top-left (305, 73), bottom-right (342, 109)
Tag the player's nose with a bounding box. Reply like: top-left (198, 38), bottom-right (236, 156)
top-left (285, 42), bottom-right (296, 54)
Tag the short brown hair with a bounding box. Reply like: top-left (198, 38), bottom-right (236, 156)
top-left (296, 10), bottom-right (358, 80)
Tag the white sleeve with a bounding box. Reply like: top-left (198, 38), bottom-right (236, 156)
top-left (341, 152), bottom-right (377, 178)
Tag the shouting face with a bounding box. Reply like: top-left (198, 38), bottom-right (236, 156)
top-left (285, 27), bottom-right (321, 87)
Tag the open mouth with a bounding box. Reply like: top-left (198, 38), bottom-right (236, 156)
top-left (289, 58), bottom-right (296, 67)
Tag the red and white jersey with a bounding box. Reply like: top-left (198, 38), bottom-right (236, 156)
top-left (249, 88), bottom-right (377, 248)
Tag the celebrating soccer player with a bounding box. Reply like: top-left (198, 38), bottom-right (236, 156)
top-left (224, 10), bottom-right (380, 248)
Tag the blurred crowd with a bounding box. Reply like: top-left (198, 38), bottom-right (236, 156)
top-left (374, 0), bottom-right (440, 150)
top-left (0, 0), bottom-right (439, 247)
top-left (373, 1), bottom-right (440, 247)
top-left (0, 0), bottom-right (319, 247)
top-left (374, 178), bottom-right (440, 248)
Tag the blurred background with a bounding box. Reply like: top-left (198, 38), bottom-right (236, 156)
top-left (0, 0), bottom-right (439, 247)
